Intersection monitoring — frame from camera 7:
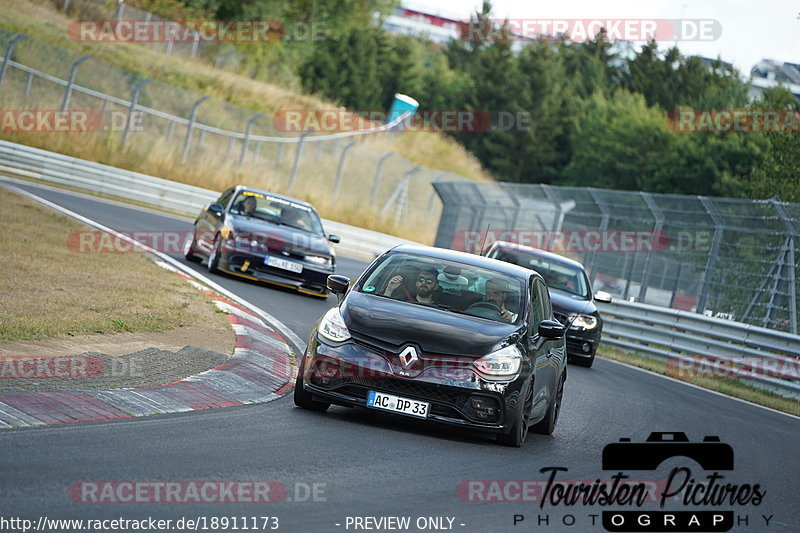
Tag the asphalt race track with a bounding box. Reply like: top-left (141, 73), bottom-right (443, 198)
top-left (1, 180), bottom-right (799, 533)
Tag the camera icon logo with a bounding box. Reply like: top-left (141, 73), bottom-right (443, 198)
top-left (602, 432), bottom-right (734, 471)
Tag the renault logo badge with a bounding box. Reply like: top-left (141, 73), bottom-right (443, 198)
top-left (399, 346), bottom-right (419, 368)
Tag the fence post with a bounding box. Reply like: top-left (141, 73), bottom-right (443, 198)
top-left (122, 78), bottom-right (150, 146)
top-left (427, 171), bottom-right (450, 218)
top-left (239, 112), bottom-right (264, 168)
top-left (115, 0), bottom-right (125, 21)
top-left (382, 166), bottom-right (420, 219)
top-left (276, 143), bottom-right (286, 166)
top-left (0, 34), bottom-right (27, 89)
top-left (191, 31), bottom-right (200, 59)
top-left (637, 192), bottom-right (664, 303)
top-left (288, 130), bottom-right (312, 194)
top-left (181, 95), bottom-right (209, 162)
top-left (696, 197), bottom-right (723, 315)
top-left (23, 71), bottom-right (33, 98)
top-left (61, 55), bottom-right (90, 111)
top-left (370, 152), bottom-right (395, 205)
top-left (332, 140), bottom-right (357, 201)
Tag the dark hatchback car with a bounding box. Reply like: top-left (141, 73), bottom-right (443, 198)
top-left (485, 242), bottom-right (612, 367)
top-left (185, 185), bottom-right (340, 298)
top-left (294, 245), bottom-right (568, 447)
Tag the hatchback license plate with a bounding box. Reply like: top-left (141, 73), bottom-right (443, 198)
top-left (266, 256), bottom-right (303, 273)
top-left (366, 391), bottom-right (429, 418)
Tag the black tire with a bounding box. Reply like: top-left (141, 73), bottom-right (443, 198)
top-left (207, 235), bottom-right (222, 274)
top-left (293, 359), bottom-right (330, 412)
top-left (184, 231), bottom-right (202, 263)
top-left (532, 374), bottom-right (565, 435)
top-left (497, 382), bottom-right (534, 447)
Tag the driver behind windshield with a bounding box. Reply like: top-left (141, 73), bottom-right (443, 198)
top-left (233, 195), bottom-right (257, 216)
top-left (383, 267), bottom-right (440, 304)
top-left (485, 278), bottom-right (518, 323)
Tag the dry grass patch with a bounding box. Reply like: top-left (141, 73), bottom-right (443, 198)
top-left (597, 346), bottom-right (800, 417)
top-left (0, 187), bottom-right (229, 341)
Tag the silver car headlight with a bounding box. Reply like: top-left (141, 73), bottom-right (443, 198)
top-left (570, 314), bottom-right (598, 330)
top-left (318, 307), bottom-right (351, 342)
top-left (473, 345), bottom-right (522, 380)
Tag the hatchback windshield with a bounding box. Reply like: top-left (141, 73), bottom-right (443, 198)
top-left (490, 249), bottom-right (590, 299)
top-left (229, 191), bottom-right (323, 234)
top-left (357, 252), bottom-right (524, 324)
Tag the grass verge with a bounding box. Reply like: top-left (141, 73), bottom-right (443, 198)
top-left (598, 346), bottom-right (800, 417)
top-left (0, 186), bottom-right (229, 341)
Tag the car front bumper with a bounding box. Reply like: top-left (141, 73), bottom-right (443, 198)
top-left (218, 250), bottom-right (333, 297)
top-left (300, 335), bottom-right (528, 433)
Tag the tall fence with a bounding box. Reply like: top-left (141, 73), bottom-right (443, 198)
top-left (434, 182), bottom-right (800, 334)
top-left (0, 27), bottom-right (458, 238)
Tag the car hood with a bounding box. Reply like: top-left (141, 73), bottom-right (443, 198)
top-left (549, 289), bottom-right (597, 316)
top-left (229, 216), bottom-right (332, 257)
top-left (342, 291), bottom-right (518, 357)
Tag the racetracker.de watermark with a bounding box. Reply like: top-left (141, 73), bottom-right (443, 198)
top-left (0, 356), bottom-right (103, 379)
top-left (68, 20), bottom-right (325, 43)
top-left (668, 110), bottom-right (800, 133)
top-left (0, 110), bottom-right (142, 133)
top-left (461, 19), bottom-right (721, 42)
top-left (273, 109), bottom-right (531, 133)
top-left (68, 481), bottom-right (326, 503)
top-left (666, 356), bottom-right (800, 381)
top-left (67, 230), bottom-right (316, 254)
top-left (453, 230), bottom-right (670, 254)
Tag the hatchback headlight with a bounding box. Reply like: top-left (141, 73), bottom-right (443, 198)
top-left (570, 314), bottom-right (598, 330)
top-left (318, 307), bottom-right (351, 342)
top-left (305, 254), bottom-right (331, 266)
top-left (473, 345), bottom-right (522, 380)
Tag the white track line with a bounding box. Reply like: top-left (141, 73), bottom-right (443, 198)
top-left (2, 182), bottom-right (306, 354)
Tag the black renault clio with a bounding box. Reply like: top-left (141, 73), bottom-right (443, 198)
top-left (294, 245), bottom-right (567, 447)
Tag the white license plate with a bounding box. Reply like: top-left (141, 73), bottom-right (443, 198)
top-left (266, 256), bottom-right (303, 273)
top-left (366, 391), bottom-right (429, 418)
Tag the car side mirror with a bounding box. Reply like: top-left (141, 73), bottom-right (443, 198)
top-left (208, 203), bottom-right (224, 217)
top-left (594, 291), bottom-right (612, 303)
top-left (327, 275), bottom-right (350, 303)
top-left (538, 319), bottom-right (565, 340)
top-left (328, 234), bottom-right (341, 243)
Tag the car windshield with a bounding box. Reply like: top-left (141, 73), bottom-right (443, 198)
top-left (491, 249), bottom-right (590, 299)
top-left (229, 192), bottom-right (323, 234)
top-left (357, 252), bottom-right (524, 324)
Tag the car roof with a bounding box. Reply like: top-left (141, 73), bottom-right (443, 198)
top-left (390, 244), bottom-right (540, 281)
top-left (490, 241), bottom-right (586, 270)
top-left (233, 185), bottom-right (315, 210)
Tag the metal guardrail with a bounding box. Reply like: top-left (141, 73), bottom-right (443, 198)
top-left (0, 139), bottom-right (797, 401)
top-left (598, 299), bottom-right (800, 400)
top-left (0, 140), bottom-right (416, 261)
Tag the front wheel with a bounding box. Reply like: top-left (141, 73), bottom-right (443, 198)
top-left (293, 358), bottom-right (330, 412)
top-left (497, 382), bottom-right (533, 447)
top-left (207, 235), bottom-right (222, 274)
top-left (532, 374), bottom-right (565, 435)
top-left (185, 231), bottom-right (202, 263)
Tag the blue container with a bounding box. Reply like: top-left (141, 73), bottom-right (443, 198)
top-left (386, 93), bottom-right (419, 130)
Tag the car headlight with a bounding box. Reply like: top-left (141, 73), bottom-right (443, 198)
top-left (473, 345), bottom-right (522, 380)
top-left (318, 307), bottom-right (351, 343)
top-left (569, 314), bottom-right (598, 330)
top-left (305, 254), bottom-right (331, 266)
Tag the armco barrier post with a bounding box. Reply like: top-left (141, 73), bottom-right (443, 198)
top-left (0, 34), bottom-right (27, 89)
top-left (182, 95), bottom-right (209, 163)
top-left (122, 78), bottom-right (151, 146)
top-left (288, 130), bottom-right (313, 194)
top-left (61, 55), bottom-right (90, 111)
top-left (332, 140), bottom-right (357, 201)
top-left (370, 152), bottom-right (394, 205)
